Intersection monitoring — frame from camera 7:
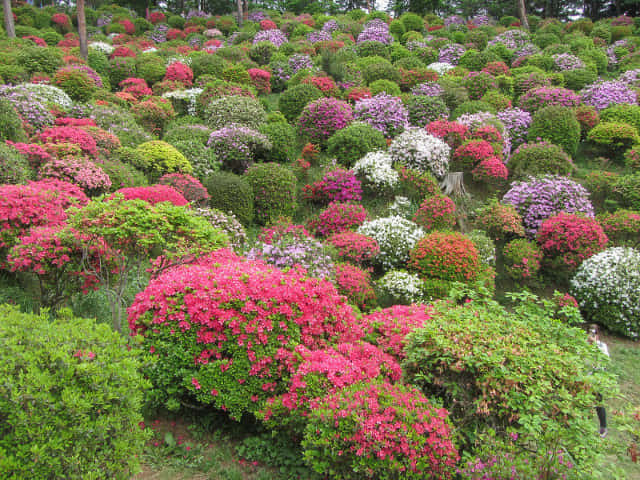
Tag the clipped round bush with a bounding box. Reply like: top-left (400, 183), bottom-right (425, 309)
top-left (389, 128), bottom-right (450, 179)
top-left (128, 249), bottom-right (359, 418)
top-left (326, 231), bottom-right (380, 265)
top-left (259, 121), bottom-right (297, 163)
top-left (508, 141), bottom-right (575, 177)
top-left (0, 304), bottom-right (149, 479)
top-left (351, 151), bottom-right (399, 195)
top-left (158, 173), bottom-right (209, 205)
top-left (376, 270), bottom-right (426, 305)
top-left (600, 104), bottom-right (640, 134)
top-left (204, 95), bottom-right (267, 130)
top-left (308, 202), bottom-right (367, 237)
top-left (528, 106), bottom-right (581, 156)
top-left (518, 87), bottom-right (581, 113)
top-left (613, 173), bottom-right (640, 211)
top-left (302, 381), bottom-right (458, 480)
top-left (503, 238), bottom-right (543, 282)
top-left (409, 231), bottom-right (480, 283)
top-left (597, 210), bottom-right (640, 248)
top-left (357, 216), bottom-right (425, 270)
top-left (327, 122), bottom-right (387, 168)
top-left (203, 171), bottom-right (254, 225)
top-left (0, 143), bottom-right (32, 184)
top-left (279, 83), bottom-right (323, 122)
top-left (297, 97), bottom-right (353, 145)
top-left (244, 162), bottom-right (297, 225)
top-left (354, 93), bottom-right (409, 138)
top-left (0, 98), bottom-right (27, 143)
top-left (571, 247), bottom-right (640, 338)
top-left (207, 125), bottom-right (271, 174)
top-left (133, 140), bottom-right (193, 180)
top-left (587, 122), bottom-right (640, 156)
top-left (537, 212), bottom-right (608, 275)
top-left (406, 95), bottom-right (449, 128)
top-left (412, 195), bottom-right (456, 232)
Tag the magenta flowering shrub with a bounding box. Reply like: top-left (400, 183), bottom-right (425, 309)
top-left (113, 185), bottom-right (189, 206)
top-left (519, 87), bottom-right (581, 113)
top-left (308, 202), bottom-right (367, 237)
top-left (333, 263), bottom-right (377, 310)
top-left (326, 231), bottom-right (380, 265)
top-left (354, 94), bottom-right (409, 138)
top-left (39, 127), bottom-right (99, 157)
top-left (39, 156), bottom-right (112, 195)
top-left (158, 173), bottom-right (209, 206)
top-left (357, 19), bottom-right (393, 45)
top-left (128, 249), bottom-right (361, 418)
top-left (260, 342), bottom-right (399, 433)
top-left (361, 304), bottom-right (433, 361)
top-left (503, 176), bottom-right (594, 236)
top-left (413, 195), bottom-right (456, 232)
top-left (302, 381), bottom-right (459, 480)
top-left (580, 80), bottom-right (638, 111)
top-left (303, 169), bottom-right (362, 205)
top-left (297, 98), bottom-right (353, 145)
top-left (472, 157), bottom-right (508, 186)
top-left (496, 108), bottom-right (531, 148)
top-left (438, 43), bottom-right (466, 65)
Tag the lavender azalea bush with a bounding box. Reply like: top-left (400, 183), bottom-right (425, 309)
top-left (580, 80), bottom-right (638, 111)
top-left (253, 29), bottom-right (288, 47)
top-left (438, 44), bottom-right (466, 65)
top-left (503, 176), bottom-right (594, 236)
top-left (207, 125), bottom-right (272, 174)
top-left (354, 94), bottom-right (409, 138)
top-left (497, 108), bottom-right (531, 149)
top-left (247, 236), bottom-right (334, 279)
top-left (552, 53), bottom-right (585, 71)
top-left (357, 19), bottom-right (393, 45)
top-left (411, 82), bottom-right (444, 97)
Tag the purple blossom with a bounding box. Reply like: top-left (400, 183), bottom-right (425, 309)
top-left (248, 236), bottom-right (334, 279)
top-left (253, 29), bottom-right (288, 47)
top-left (503, 176), bottom-right (594, 236)
top-left (470, 15), bottom-right (490, 27)
top-left (354, 94), bottom-right (409, 138)
top-left (357, 19), bottom-right (393, 45)
top-left (444, 15), bottom-right (465, 27)
top-left (322, 19), bottom-right (339, 33)
top-left (411, 81), bottom-right (444, 97)
top-left (620, 69), bottom-right (640, 88)
top-left (552, 53), bottom-right (585, 71)
top-left (438, 43), bottom-right (466, 65)
top-left (497, 108), bottom-right (531, 149)
top-left (186, 10), bottom-right (208, 19)
top-left (580, 80), bottom-right (638, 111)
top-left (307, 30), bottom-right (332, 43)
top-left (288, 54), bottom-right (313, 73)
top-left (247, 10), bottom-right (268, 22)
top-left (149, 24), bottom-right (169, 43)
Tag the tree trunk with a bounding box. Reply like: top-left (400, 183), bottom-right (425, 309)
top-left (518, 0), bottom-right (529, 30)
top-left (77, 0), bottom-right (88, 61)
top-left (3, 0), bottom-right (15, 38)
top-left (243, 0), bottom-right (248, 22)
top-left (237, 0), bottom-right (242, 26)
top-left (440, 172), bottom-right (468, 197)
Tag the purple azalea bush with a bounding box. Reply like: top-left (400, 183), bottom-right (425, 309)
top-left (357, 19), bottom-right (393, 45)
top-left (289, 54), bottom-right (314, 73)
top-left (497, 108), bottom-right (531, 149)
top-left (438, 43), bottom-right (466, 65)
top-left (411, 81), bottom-right (444, 97)
top-left (503, 176), bottom-right (594, 236)
top-left (580, 80), bottom-right (638, 111)
top-left (297, 98), bottom-right (353, 144)
top-left (552, 53), bottom-right (585, 71)
top-left (307, 30), bottom-right (332, 43)
top-left (354, 94), bottom-right (409, 138)
top-left (253, 29), bottom-right (288, 47)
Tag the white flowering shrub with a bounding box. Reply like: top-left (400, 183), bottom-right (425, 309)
top-left (376, 270), bottom-right (425, 304)
top-left (89, 41), bottom-right (114, 54)
top-left (163, 88), bottom-right (203, 116)
top-left (427, 62), bottom-right (455, 75)
top-left (570, 247), bottom-right (640, 338)
top-left (357, 216), bottom-right (425, 270)
top-left (468, 230), bottom-right (496, 266)
top-left (388, 195), bottom-right (417, 219)
top-left (388, 128), bottom-right (450, 179)
top-left (17, 83), bottom-right (73, 110)
top-left (351, 151), bottom-right (399, 193)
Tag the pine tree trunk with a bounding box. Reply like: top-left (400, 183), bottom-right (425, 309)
top-left (237, 0), bottom-right (242, 26)
top-left (440, 172), bottom-right (468, 197)
top-left (77, 0), bottom-right (88, 60)
top-left (518, 0), bottom-right (529, 30)
top-left (3, 0), bottom-right (15, 38)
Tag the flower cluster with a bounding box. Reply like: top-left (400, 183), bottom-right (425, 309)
top-left (581, 80), bottom-right (638, 111)
top-left (409, 231), bottom-right (480, 282)
top-left (164, 62), bottom-right (193, 87)
top-left (113, 185), bottom-right (188, 206)
top-left (552, 53), bottom-right (585, 71)
top-left (376, 270), bottom-right (425, 304)
top-left (452, 140), bottom-right (495, 170)
top-left (357, 19), bottom-right (393, 45)
top-left (426, 120), bottom-right (469, 150)
top-left (308, 202), bottom-right (367, 237)
top-left (326, 231), bottom-right (380, 265)
top-left (39, 127), bottom-right (98, 158)
top-left (389, 128), bottom-right (450, 178)
top-left (426, 62), bottom-right (454, 75)
top-left (597, 210), bottom-right (640, 247)
top-left (39, 156), bottom-right (111, 194)
top-left (351, 151), bottom-right (399, 193)
top-left (413, 195), bottom-right (456, 232)
top-left (357, 216), bottom-right (425, 270)
top-left (288, 53), bottom-right (314, 73)
top-left (192, 207), bottom-right (247, 251)
top-left (411, 81), bottom-right (444, 97)
top-left (438, 44), bottom-right (466, 65)
top-left (472, 156), bottom-right (509, 184)
top-left (333, 264), bottom-right (377, 310)
top-left (503, 176), bottom-right (594, 236)
top-left (297, 98), bottom-right (353, 144)
top-left (354, 93), bottom-right (409, 138)
top-left (303, 168), bottom-right (362, 205)
top-left (253, 29), bottom-right (288, 47)
top-left (496, 108), bottom-right (531, 148)
top-left (519, 87), bottom-right (581, 112)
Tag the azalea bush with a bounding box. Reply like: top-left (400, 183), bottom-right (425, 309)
top-left (308, 202), bottom-right (367, 237)
top-left (326, 231), bottom-right (380, 266)
top-left (298, 97), bottom-right (353, 145)
top-left (503, 238), bottom-right (543, 283)
top-left (207, 125), bottom-right (271, 174)
top-left (409, 231), bottom-right (481, 283)
top-left (244, 163), bottom-right (297, 225)
top-left (113, 185), bottom-right (189, 206)
top-left (134, 141), bottom-right (193, 180)
top-left (412, 195), bottom-right (456, 232)
top-left (158, 173), bottom-right (209, 206)
top-left (473, 199), bottom-right (525, 242)
top-left (571, 247), bottom-right (640, 338)
top-left (597, 209), bottom-right (640, 248)
top-left (327, 122), bottom-right (387, 168)
top-left (128, 249), bottom-right (359, 417)
top-left (351, 151), bottom-right (399, 195)
top-left (303, 169), bottom-right (362, 205)
top-left (508, 141), bottom-right (575, 178)
top-left (333, 263), bottom-right (377, 310)
top-left (376, 270), bottom-right (426, 305)
top-left (357, 216), bottom-right (425, 270)
top-left (354, 93), bottom-right (409, 138)
top-left (389, 128), bottom-right (450, 178)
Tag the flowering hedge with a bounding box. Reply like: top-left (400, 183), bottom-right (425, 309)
top-left (128, 249), bottom-right (360, 418)
top-left (326, 231), bottom-right (380, 265)
top-left (409, 231), bottom-right (481, 283)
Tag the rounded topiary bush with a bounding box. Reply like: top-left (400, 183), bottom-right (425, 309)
top-left (203, 171), bottom-right (254, 225)
top-left (0, 98), bottom-right (27, 143)
top-left (297, 97), bottom-right (353, 145)
top-left (278, 83), bottom-right (324, 122)
top-left (128, 249), bottom-right (360, 418)
top-left (326, 122), bottom-right (387, 168)
top-left (244, 162), bottom-right (297, 225)
top-left (409, 231), bottom-right (480, 283)
top-left (204, 95), bottom-right (267, 130)
top-left (133, 140), bottom-right (193, 181)
top-left (571, 247), bottom-right (640, 338)
top-left (587, 122), bottom-right (640, 157)
top-left (0, 304), bottom-right (149, 479)
top-left (406, 95), bottom-right (449, 128)
top-left (301, 381), bottom-right (459, 480)
top-left (508, 141), bottom-right (575, 178)
top-left (503, 238), bottom-right (543, 282)
top-left (357, 216), bottom-right (425, 270)
top-left (207, 125), bottom-right (271, 174)
top-left (412, 195), bottom-right (456, 232)
top-left (537, 212), bottom-right (608, 275)
top-left (528, 106), bottom-right (581, 156)
top-left (259, 121), bottom-right (297, 163)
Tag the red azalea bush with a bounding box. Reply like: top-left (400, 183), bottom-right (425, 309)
top-left (130, 97), bottom-right (176, 135)
top-left (111, 46), bottom-right (137, 59)
top-left (398, 68), bottom-right (439, 91)
top-left (482, 61), bottom-right (509, 76)
top-left (148, 11), bottom-right (166, 24)
top-left (474, 199), bottom-right (525, 241)
top-left (301, 76), bottom-right (339, 96)
top-left (346, 87), bottom-right (372, 104)
top-left (158, 173), bottom-right (209, 206)
top-left (127, 248), bottom-right (361, 419)
top-left (79, 127), bottom-right (122, 155)
top-left (0, 180), bottom-right (87, 254)
top-left (361, 303), bottom-right (433, 361)
top-left (413, 195), bottom-right (456, 232)
top-left (452, 140), bottom-right (495, 170)
top-left (6, 142), bottom-right (52, 169)
top-left (297, 98), bottom-right (353, 145)
top-left (39, 156), bottom-right (112, 195)
top-left (167, 28), bottom-right (186, 40)
top-left (303, 169), bottom-right (362, 205)
top-left (596, 209), bottom-right (640, 247)
top-left (333, 263), bottom-right (376, 310)
top-left (503, 238), bottom-right (543, 282)
top-left (119, 77), bottom-right (153, 100)
top-left (536, 212), bottom-right (608, 273)
top-left (7, 225), bottom-right (115, 307)
top-left (114, 185), bottom-right (189, 206)
top-left (58, 33), bottom-right (79, 48)
top-left (260, 19), bottom-right (277, 30)
top-left (248, 68), bottom-right (271, 94)
top-left (39, 127), bottom-right (98, 158)
top-left (258, 218), bottom-right (312, 244)
top-left (308, 202), bottom-right (367, 237)
top-left (409, 231), bottom-right (481, 283)
top-left (119, 19), bottom-right (135, 35)
top-left (164, 62), bottom-right (194, 87)
top-left (23, 35), bottom-right (47, 47)
top-left (51, 13), bottom-right (71, 32)
top-left (472, 156), bottom-right (509, 185)
top-left (326, 231), bottom-right (380, 265)
top-left (426, 120), bottom-right (469, 150)
top-left (259, 342), bottom-right (400, 433)
top-left (302, 380), bottom-right (459, 480)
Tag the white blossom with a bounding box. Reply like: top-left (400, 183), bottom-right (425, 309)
top-left (352, 151), bottom-right (399, 192)
top-left (357, 216), bottom-right (425, 270)
top-left (388, 128), bottom-right (450, 178)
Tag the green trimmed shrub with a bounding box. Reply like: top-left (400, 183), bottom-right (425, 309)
top-left (135, 54), bottom-right (166, 85)
top-left (0, 98), bottom-right (27, 143)
top-left (244, 162), bottom-right (297, 225)
top-left (134, 140), bottom-right (193, 181)
top-left (451, 100), bottom-right (496, 119)
top-left (259, 121), bottom-right (297, 163)
top-left (356, 40), bottom-right (390, 59)
top-left (400, 12), bottom-right (423, 32)
top-left (279, 83), bottom-right (323, 122)
top-left (587, 122), bottom-right (640, 158)
top-left (508, 141), bottom-right (575, 178)
top-left (190, 52), bottom-right (225, 79)
top-left (0, 143), bottom-right (32, 184)
top-left (528, 106), bottom-right (581, 156)
top-left (96, 158), bottom-right (148, 192)
top-left (406, 95), bottom-right (449, 127)
top-left (327, 122), bottom-right (387, 168)
top-left (16, 46), bottom-right (63, 74)
top-left (88, 49), bottom-right (110, 78)
top-left (613, 173), bottom-right (640, 211)
top-left (363, 60), bottom-right (401, 85)
top-left (221, 64), bottom-right (251, 84)
top-left (204, 171), bottom-right (254, 225)
top-left (249, 41), bottom-right (277, 66)
top-left (0, 304), bottom-right (149, 479)
top-left (369, 79), bottom-right (401, 96)
top-left (0, 65), bottom-right (29, 84)
top-left (561, 68), bottom-right (597, 91)
top-left (600, 104), bottom-right (640, 134)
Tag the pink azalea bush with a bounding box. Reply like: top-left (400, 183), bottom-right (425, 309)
top-left (308, 202), bottom-right (367, 237)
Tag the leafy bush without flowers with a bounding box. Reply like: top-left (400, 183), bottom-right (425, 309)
top-left (503, 238), bottom-right (543, 282)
